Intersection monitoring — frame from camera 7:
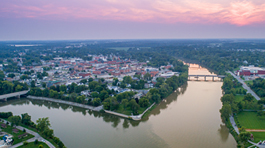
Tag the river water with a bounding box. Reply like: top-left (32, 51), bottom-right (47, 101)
top-left (0, 63), bottom-right (237, 148)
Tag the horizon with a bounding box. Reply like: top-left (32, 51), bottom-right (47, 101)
top-left (1, 0), bottom-right (265, 40)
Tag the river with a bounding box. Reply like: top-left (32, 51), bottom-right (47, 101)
top-left (0, 63), bottom-right (237, 148)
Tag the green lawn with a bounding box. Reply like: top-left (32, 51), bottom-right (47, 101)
top-left (0, 124), bottom-right (34, 145)
top-left (17, 142), bottom-right (49, 148)
top-left (251, 132), bottom-right (265, 143)
top-left (245, 80), bottom-right (253, 86)
top-left (1, 119), bottom-right (59, 148)
top-left (114, 103), bottom-right (153, 116)
top-left (237, 112), bottom-right (265, 129)
top-left (235, 95), bottom-right (244, 103)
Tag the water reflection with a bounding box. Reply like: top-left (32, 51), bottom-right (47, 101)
top-left (0, 63), bottom-right (237, 148)
top-left (218, 124), bottom-right (230, 142)
top-left (0, 82), bottom-right (188, 129)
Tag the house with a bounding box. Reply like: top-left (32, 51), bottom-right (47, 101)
top-left (93, 71), bottom-right (101, 75)
top-left (144, 83), bottom-right (153, 88)
top-left (18, 133), bottom-right (28, 139)
top-left (12, 128), bottom-right (19, 133)
top-left (1, 124), bottom-right (7, 128)
top-left (79, 72), bottom-right (91, 78)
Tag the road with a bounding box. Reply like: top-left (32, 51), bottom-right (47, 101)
top-left (227, 71), bottom-right (261, 101)
top-left (1, 119), bottom-right (55, 148)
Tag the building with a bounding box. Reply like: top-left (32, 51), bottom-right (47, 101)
top-left (79, 72), bottom-right (91, 78)
top-left (236, 66), bottom-right (265, 76)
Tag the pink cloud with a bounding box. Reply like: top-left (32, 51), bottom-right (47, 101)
top-left (0, 0), bottom-right (265, 26)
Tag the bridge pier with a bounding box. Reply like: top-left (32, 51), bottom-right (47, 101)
top-left (204, 76), bottom-right (206, 81)
top-left (212, 76), bottom-right (214, 81)
top-left (3, 98), bottom-right (7, 101)
top-left (17, 95), bottom-right (20, 99)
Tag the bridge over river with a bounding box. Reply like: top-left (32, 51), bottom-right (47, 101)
top-left (0, 90), bottom-right (29, 101)
top-left (188, 75), bottom-right (225, 81)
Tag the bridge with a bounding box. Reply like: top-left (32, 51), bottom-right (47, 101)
top-left (188, 75), bottom-right (225, 81)
top-left (0, 90), bottom-right (29, 101)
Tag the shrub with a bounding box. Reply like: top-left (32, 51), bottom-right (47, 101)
top-left (23, 141), bottom-right (28, 145)
top-left (34, 139), bottom-right (39, 144)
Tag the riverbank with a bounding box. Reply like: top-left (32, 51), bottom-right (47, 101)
top-left (27, 95), bottom-right (155, 121)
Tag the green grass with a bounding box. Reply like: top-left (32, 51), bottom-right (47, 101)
top-left (235, 95), bottom-right (244, 103)
top-left (1, 119), bottom-right (59, 148)
top-left (250, 132), bottom-right (265, 143)
top-left (237, 112), bottom-right (265, 129)
top-left (17, 142), bottom-right (49, 148)
top-left (0, 123), bottom-right (34, 145)
top-left (114, 103), bottom-right (153, 116)
top-left (245, 80), bottom-right (253, 86)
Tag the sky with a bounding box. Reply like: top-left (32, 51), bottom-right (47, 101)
top-left (0, 0), bottom-right (265, 40)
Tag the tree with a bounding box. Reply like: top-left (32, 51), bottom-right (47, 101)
top-left (120, 82), bottom-right (126, 88)
top-left (43, 88), bottom-right (49, 97)
top-left (91, 92), bottom-right (98, 98)
top-left (144, 73), bottom-right (152, 80)
top-left (23, 141), bottom-right (28, 146)
top-left (36, 117), bottom-right (51, 132)
top-left (31, 80), bottom-right (36, 87)
top-left (92, 98), bottom-right (101, 106)
top-left (21, 113), bottom-right (31, 125)
top-left (121, 99), bottom-right (128, 109)
top-left (20, 74), bottom-right (29, 80)
top-left (244, 93), bottom-right (254, 102)
top-left (0, 71), bottom-right (5, 80)
top-left (60, 85), bottom-right (67, 93)
top-left (123, 76), bottom-right (132, 84)
top-left (43, 128), bottom-right (54, 138)
top-left (42, 82), bottom-right (46, 88)
top-left (112, 78), bottom-right (119, 86)
top-left (38, 144), bottom-right (43, 148)
top-left (80, 79), bottom-right (87, 84)
top-left (8, 73), bottom-right (15, 78)
top-left (239, 132), bottom-right (251, 145)
top-left (88, 78), bottom-right (93, 82)
top-left (89, 81), bottom-right (99, 91)
top-left (15, 85), bottom-right (23, 92)
top-left (8, 115), bottom-right (21, 127)
top-left (99, 90), bottom-right (109, 101)
top-left (34, 139), bottom-right (39, 144)
top-left (219, 103), bottom-right (232, 121)
top-left (221, 94), bottom-right (235, 104)
top-left (129, 99), bottom-right (140, 115)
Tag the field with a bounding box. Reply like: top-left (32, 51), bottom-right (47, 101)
top-left (245, 80), bottom-right (253, 86)
top-left (234, 95), bottom-right (244, 102)
top-left (251, 132), bottom-right (265, 143)
top-left (17, 142), bottom-right (49, 148)
top-left (237, 112), bottom-right (265, 129)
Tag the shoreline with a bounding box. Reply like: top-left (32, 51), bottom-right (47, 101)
top-left (27, 95), bottom-right (155, 121)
